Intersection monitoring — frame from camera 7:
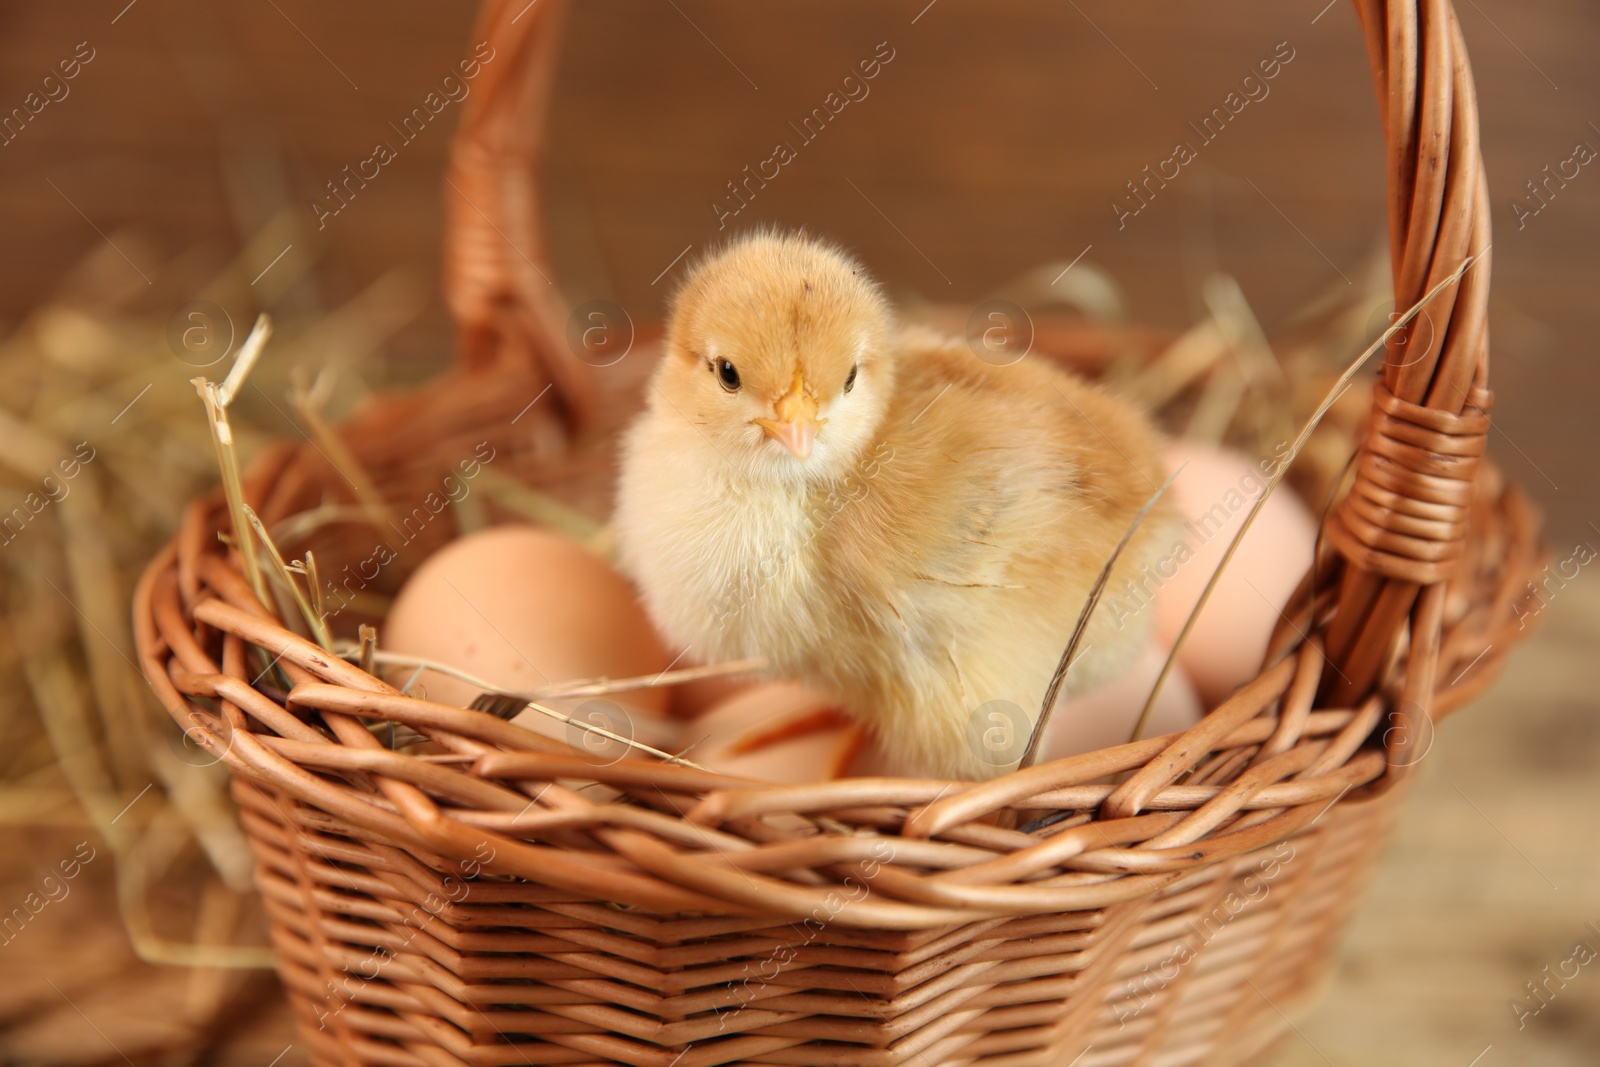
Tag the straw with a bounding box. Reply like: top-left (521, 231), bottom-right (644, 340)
top-left (193, 379), bottom-right (268, 607)
top-left (241, 504), bottom-right (333, 650)
top-left (288, 365), bottom-right (395, 528)
top-left (346, 649), bottom-right (710, 770)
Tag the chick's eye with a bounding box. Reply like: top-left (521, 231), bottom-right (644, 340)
top-left (715, 359), bottom-right (741, 392)
top-left (844, 364), bottom-right (858, 394)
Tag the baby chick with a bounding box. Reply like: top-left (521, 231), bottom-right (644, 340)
top-left (615, 231), bottom-right (1173, 780)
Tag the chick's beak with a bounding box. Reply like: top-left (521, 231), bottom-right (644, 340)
top-left (752, 367), bottom-right (826, 460)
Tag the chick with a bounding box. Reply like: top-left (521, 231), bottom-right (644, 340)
top-left (614, 231), bottom-right (1173, 780)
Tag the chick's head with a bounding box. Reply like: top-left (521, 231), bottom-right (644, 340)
top-left (655, 231), bottom-right (895, 482)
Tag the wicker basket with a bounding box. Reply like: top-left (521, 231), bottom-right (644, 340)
top-left (134, 1), bottom-right (1544, 1064)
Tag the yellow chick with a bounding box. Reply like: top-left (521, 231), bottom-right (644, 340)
top-left (615, 231), bottom-right (1173, 780)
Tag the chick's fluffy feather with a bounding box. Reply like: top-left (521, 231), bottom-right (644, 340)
top-left (615, 231), bottom-right (1173, 780)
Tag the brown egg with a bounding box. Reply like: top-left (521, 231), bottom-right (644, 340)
top-left (1034, 638), bottom-right (1203, 761)
top-left (689, 682), bottom-right (856, 783)
top-left (383, 526), bottom-right (674, 745)
top-left (1152, 441), bottom-right (1317, 705)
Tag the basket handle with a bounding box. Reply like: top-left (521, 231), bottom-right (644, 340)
top-left (1320, 0), bottom-right (1495, 704)
top-left (440, 0), bottom-right (1496, 707)
top-left (443, 0), bottom-right (595, 426)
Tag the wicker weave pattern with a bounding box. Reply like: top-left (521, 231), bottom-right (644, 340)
top-left (133, 400), bottom-right (1538, 1066)
top-left (233, 773), bottom-right (1403, 1067)
top-left (132, 1), bottom-right (1546, 1064)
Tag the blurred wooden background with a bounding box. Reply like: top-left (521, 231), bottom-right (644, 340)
top-left (1, 1), bottom-right (1596, 1064)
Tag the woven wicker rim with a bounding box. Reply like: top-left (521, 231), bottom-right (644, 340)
top-left (135, 0), bottom-right (1542, 932)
